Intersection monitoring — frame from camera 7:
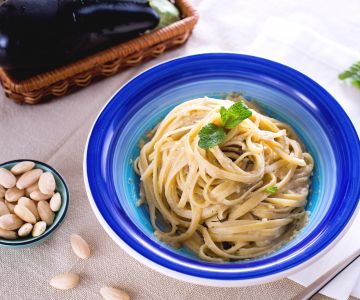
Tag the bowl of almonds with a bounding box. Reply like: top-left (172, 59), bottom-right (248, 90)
top-left (0, 159), bottom-right (69, 247)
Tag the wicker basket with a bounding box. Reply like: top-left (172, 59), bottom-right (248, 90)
top-left (0, 0), bottom-right (198, 104)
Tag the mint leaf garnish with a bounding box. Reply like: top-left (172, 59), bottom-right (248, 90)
top-left (198, 123), bottom-right (226, 149)
top-left (220, 106), bottom-right (229, 125)
top-left (339, 61), bottom-right (360, 89)
top-left (198, 101), bottom-right (252, 150)
top-left (264, 186), bottom-right (278, 194)
top-left (220, 101), bottom-right (252, 129)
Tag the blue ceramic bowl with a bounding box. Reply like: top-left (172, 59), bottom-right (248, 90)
top-left (0, 159), bottom-right (69, 248)
top-left (84, 53), bottom-right (360, 286)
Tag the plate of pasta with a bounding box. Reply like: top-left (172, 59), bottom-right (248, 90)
top-left (84, 53), bottom-right (360, 286)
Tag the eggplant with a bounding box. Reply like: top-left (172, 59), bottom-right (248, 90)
top-left (0, 0), bottom-right (160, 70)
top-left (73, 1), bottom-right (157, 34)
top-left (0, 0), bottom-right (60, 34)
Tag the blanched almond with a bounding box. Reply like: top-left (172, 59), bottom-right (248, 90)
top-left (18, 197), bottom-right (40, 220)
top-left (11, 161), bottom-right (35, 175)
top-left (0, 168), bottom-right (16, 189)
top-left (32, 221), bottom-right (46, 237)
top-left (30, 190), bottom-right (53, 201)
top-left (18, 223), bottom-right (33, 237)
top-left (0, 228), bottom-right (17, 240)
top-left (100, 287), bottom-right (130, 300)
top-left (25, 182), bottom-right (39, 196)
top-left (50, 193), bottom-right (61, 212)
top-left (50, 273), bottom-right (80, 290)
top-left (70, 234), bottom-right (91, 259)
top-left (16, 169), bottom-right (43, 189)
top-left (0, 185), bottom-right (5, 198)
top-left (0, 200), bottom-right (10, 216)
top-left (14, 205), bottom-right (36, 224)
top-left (0, 214), bottom-right (24, 230)
top-left (5, 201), bottom-right (15, 213)
top-left (38, 172), bottom-right (56, 195)
top-left (5, 187), bottom-right (24, 202)
top-left (37, 201), bottom-right (54, 225)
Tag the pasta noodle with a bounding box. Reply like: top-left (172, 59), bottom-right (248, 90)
top-left (134, 97), bottom-right (313, 261)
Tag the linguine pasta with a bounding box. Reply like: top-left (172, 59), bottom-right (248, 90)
top-left (134, 97), bottom-right (313, 261)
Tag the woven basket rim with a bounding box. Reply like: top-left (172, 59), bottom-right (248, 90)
top-left (0, 0), bottom-right (199, 93)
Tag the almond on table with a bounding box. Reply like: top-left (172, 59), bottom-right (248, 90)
top-left (0, 185), bottom-right (5, 198)
top-left (18, 223), bottom-right (33, 237)
top-left (50, 193), bottom-right (62, 212)
top-left (32, 221), bottom-right (46, 237)
top-left (10, 161), bottom-right (35, 175)
top-left (0, 227), bottom-right (17, 240)
top-left (5, 187), bottom-right (24, 202)
top-left (37, 201), bottom-right (55, 226)
top-left (70, 234), bottom-right (91, 259)
top-left (38, 172), bottom-right (56, 195)
top-left (25, 182), bottom-right (39, 196)
top-left (14, 205), bottom-right (37, 224)
top-left (100, 286), bottom-right (130, 300)
top-left (0, 214), bottom-right (24, 230)
top-left (0, 168), bottom-right (16, 189)
top-left (16, 169), bottom-right (43, 190)
top-left (49, 273), bottom-right (80, 290)
top-left (0, 201), bottom-right (10, 216)
top-left (18, 197), bottom-right (40, 221)
top-left (30, 190), bottom-right (53, 201)
top-left (5, 201), bottom-right (15, 214)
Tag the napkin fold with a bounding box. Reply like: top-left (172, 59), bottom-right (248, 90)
top-left (245, 17), bottom-right (360, 300)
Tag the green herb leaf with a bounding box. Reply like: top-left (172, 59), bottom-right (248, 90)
top-left (198, 123), bottom-right (226, 149)
top-left (264, 186), bottom-right (278, 194)
top-left (198, 101), bottom-right (252, 150)
top-left (339, 61), bottom-right (360, 89)
top-left (220, 106), bottom-right (229, 125)
top-left (220, 101), bottom-right (252, 129)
